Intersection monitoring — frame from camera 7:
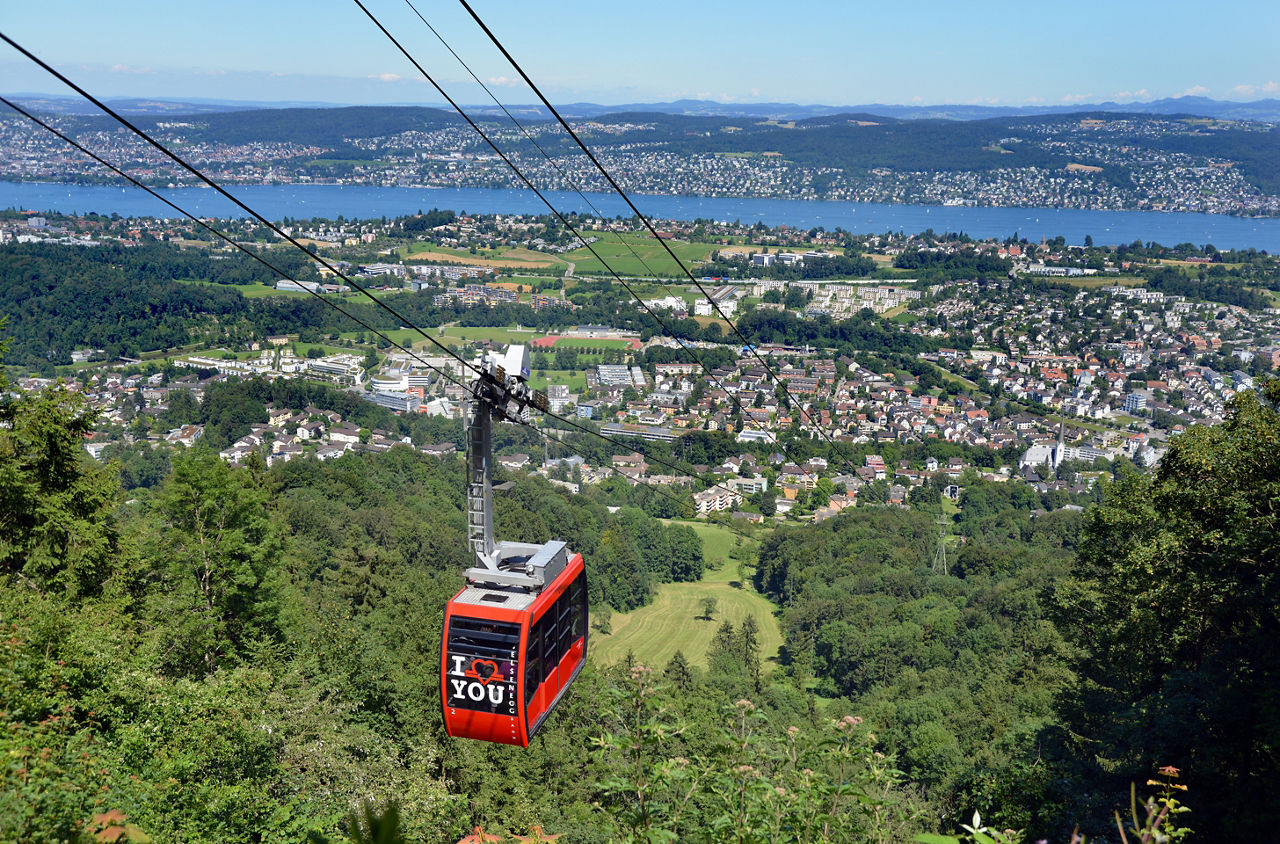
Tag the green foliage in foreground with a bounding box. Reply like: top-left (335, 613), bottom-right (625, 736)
top-left (1051, 377), bottom-right (1280, 840)
top-left (1, 329), bottom-right (1276, 840)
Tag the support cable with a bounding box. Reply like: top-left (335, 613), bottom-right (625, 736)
top-left (0, 30), bottom-right (483, 382)
top-left (0, 95), bottom-right (479, 394)
top-left (351, 2), bottom-right (829, 486)
top-left (1, 31), bottom-right (760, 505)
top-left (455, 0), bottom-right (860, 472)
top-left (398, 0), bottom-right (788, 454)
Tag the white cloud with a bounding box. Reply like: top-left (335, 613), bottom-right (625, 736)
top-left (1114, 88), bottom-right (1151, 101)
top-left (1231, 80), bottom-right (1279, 98)
top-left (109, 64), bottom-right (152, 74)
top-left (1060, 93), bottom-right (1090, 103)
top-left (368, 73), bottom-right (401, 82)
top-left (1177, 85), bottom-right (1210, 97)
top-left (486, 76), bottom-right (523, 88)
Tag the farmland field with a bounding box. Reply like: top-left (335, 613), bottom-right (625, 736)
top-left (563, 233), bottom-right (716, 277)
top-left (590, 522), bottom-right (781, 672)
top-left (398, 241), bottom-right (563, 270)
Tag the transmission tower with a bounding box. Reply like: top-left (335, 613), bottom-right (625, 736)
top-left (932, 500), bottom-right (950, 576)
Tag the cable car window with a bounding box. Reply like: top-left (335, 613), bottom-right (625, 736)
top-left (557, 597), bottom-right (574, 659)
top-left (570, 575), bottom-right (585, 639)
top-left (533, 613), bottom-right (551, 688)
top-left (444, 618), bottom-right (520, 716)
top-left (547, 600), bottom-right (566, 666)
top-left (545, 606), bottom-right (561, 671)
top-left (524, 622), bottom-right (540, 704)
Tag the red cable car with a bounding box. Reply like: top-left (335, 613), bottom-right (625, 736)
top-left (441, 345), bottom-right (588, 746)
top-left (441, 542), bottom-right (587, 745)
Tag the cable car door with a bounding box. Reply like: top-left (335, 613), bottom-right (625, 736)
top-left (442, 615), bottom-right (524, 745)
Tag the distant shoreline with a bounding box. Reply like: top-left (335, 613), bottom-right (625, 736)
top-left (2, 176), bottom-right (1276, 221)
top-left (4, 182), bottom-right (1280, 251)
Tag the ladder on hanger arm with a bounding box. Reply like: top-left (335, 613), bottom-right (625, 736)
top-left (463, 344), bottom-right (556, 590)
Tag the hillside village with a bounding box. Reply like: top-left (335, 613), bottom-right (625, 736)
top-left (13, 210), bottom-right (1274, 527)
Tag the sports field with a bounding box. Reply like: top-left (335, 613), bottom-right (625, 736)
top-left (544, 338), bottom-right (635, 350)
top-left (590, 522), bottom-right (782, 672)
top-left (527, 369), bottom-right (588, 391)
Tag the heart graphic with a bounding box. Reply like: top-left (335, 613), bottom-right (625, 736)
top-left (471, 659), bottom-right (500, 685)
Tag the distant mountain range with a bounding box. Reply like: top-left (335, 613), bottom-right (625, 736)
top-left (8, 92), bottom-right (1280, 123)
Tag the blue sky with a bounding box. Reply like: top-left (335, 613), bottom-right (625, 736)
top-left (2, 0), bottom-right (1278, 106)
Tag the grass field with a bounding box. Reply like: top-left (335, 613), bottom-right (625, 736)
top-left (1254, 286), bottom-right (1280, 307)
top-left (690, 315), bottom-right (734, 332)
top-left (437, 325), bottom-right (543, 347)
top-left (550, 338), bottom-right (631, 350)
top-left (172, 278), bottom-right (303, 299)
top-left (527, 369), bottom-right (588, 391)
top-left (1059, 275), bottom-right (1144, 289)
top-left (398, 242), bottom-right (562, 270)
top-left (565, 233), bottom-right (716, 277)
top-left (337, 324), bottom-right (541, 351)
top-left (590, 523), bottom-right (782, 672)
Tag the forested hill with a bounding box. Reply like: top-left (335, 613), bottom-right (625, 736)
top-left (51, 104), bottom-right (1280, 191)
top-left (69, 105), bottom-right (466, 146)
top-left (593, 110), bottom-right (1074, 173)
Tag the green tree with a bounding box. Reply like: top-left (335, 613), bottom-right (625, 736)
top-left (812, 477), bottom-right (834, 508)
top-left (594, 602), bottom-right (613, 634)
top-left (163, 387), bottom-right (201, 428)
top-left (0, 379), bottom-right (122, 596)
top-left (665, 523), bottom-right (704, 582)
top-left (1053, 378), bottom-right (1280, 839)
top-left (664, 650), bottom-right (696, 692)
top-left (149, 449), bottom-right (282, 676)
top-left (739, 614), bottom-right (763, 690)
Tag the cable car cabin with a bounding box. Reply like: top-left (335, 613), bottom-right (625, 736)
top-left (441, 540), bottom-right (587, 746)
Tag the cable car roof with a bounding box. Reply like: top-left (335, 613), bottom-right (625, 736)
top-left (452, 584), bottom-right (538, 611)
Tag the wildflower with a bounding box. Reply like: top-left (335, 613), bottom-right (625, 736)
top-left (786, 725), bottom-right (800, 738)
top-left (1158, 765), bottom-right (1181, 777)
top-left (835, 714), bottom-right (863, 731)
top-left (735, 698), bottom-right (755, 712)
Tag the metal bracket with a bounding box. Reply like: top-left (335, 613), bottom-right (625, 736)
top-left (464, 345), bottom-right (550, 578)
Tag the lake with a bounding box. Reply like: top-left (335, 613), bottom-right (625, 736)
top-left (4, 181), bottom-right (1280, 252)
